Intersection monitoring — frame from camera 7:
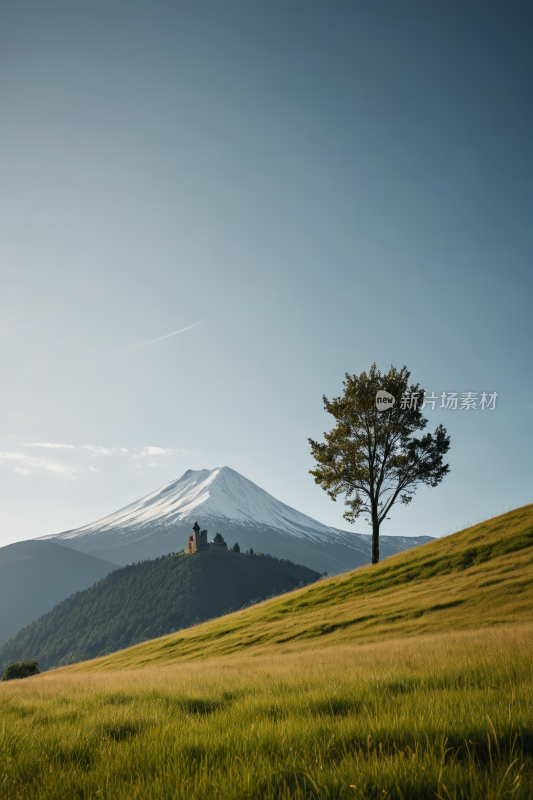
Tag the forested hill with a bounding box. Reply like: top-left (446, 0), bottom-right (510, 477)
top-left (0, 550), bottom-right (320, 671)
top-left (0, 540), bottom-right (118, 646)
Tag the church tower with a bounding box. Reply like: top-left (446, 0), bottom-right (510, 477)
top-left (188, 521), bottom-right (209, 552)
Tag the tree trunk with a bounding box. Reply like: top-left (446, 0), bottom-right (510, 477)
top-left (371, 509), bottom-right (380, 564)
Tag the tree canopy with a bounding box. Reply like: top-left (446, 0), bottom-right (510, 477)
top-left (309, 364), bottom-right (450, 563)
top-left (1, 659), bottom-right (40, 681)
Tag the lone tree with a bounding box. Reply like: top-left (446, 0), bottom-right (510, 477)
top-left (309, 364), bottom-right (450, 564)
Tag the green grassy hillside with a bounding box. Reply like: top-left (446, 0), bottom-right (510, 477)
top-left (0, 549), bottom-right (320, 671)
top-left (62, 502), bottom-right (533, 672)
top-left (1, 506), bottom-right (532, 799)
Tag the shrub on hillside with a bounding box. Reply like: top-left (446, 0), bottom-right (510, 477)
top-left (1, 659), bottom-right (41, 681)
top-left (232, 543), bottom-right (240, 552)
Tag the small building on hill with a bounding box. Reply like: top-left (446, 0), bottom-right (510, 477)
top-left (188, 522), bottom-right (208, 553)
top-left (210, 532), bottom-right (228, 550)
top-left (187, 522), bottom-right (228, 553)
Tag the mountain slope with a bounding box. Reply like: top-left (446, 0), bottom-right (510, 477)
top-left (38, 467), bottom-right (433, 573)
top-left (0, 550), bottom-right (320, 671)
top-left (0, 540), bottom-right (119, 646)
top-left (56, 502), bottom-right (533, 673)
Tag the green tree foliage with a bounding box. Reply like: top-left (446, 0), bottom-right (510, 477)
top-left (1, 659), bottom-right (40, 681)
top-left (0, 551), bottom-right (320, 672)
top-left (232, 543), bottom-right (240, 552)
top-left (309, 364), bottom-right (450, 564)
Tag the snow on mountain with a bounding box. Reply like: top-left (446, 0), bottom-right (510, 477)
top-left (39, 467), bottom-right (434, 573)
top-left (46, 467), bottom-right (359, 544)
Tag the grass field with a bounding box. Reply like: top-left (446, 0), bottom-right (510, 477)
top-left (1, 505), bottom-right (533, 799)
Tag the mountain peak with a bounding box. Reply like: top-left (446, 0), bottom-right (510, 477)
top-left (37, 466), bottom-right (433, 573)
top-left (43, 466), bottom-right (337, 541)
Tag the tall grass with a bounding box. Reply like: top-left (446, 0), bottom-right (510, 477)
top-left (1, 624), bottom-right (532, 799)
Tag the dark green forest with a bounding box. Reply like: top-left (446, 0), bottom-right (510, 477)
top-left (0, 550), bottom-right (320, 671)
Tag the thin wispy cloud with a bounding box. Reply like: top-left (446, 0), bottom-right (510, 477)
top-left (14, 467), bottom-right (32, 476)
top-left (132, 447), bottom-right (179, 459)
top-left (132, 322), bottom-right (202, 348)
top-left (0, 452), bottom-right (77, 477)
top-left (141, 446), bottom-right (174, 456)
top-left (19, 443), bottom-right (183, 468)
top-left (22, 443), bottom-right (178, 457)
top-left (22, 443), bottom-right (77, 449)
top-left (22, 444), bottom-right (129, 455)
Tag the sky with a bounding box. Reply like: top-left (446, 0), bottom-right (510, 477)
top-left (0, 0), bottom-right (532, 549)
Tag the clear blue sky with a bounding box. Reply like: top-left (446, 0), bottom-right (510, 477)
top-left (1, 1), bottom-right (531, 548)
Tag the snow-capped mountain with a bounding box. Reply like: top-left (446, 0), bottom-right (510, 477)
top-left (39, 467), bottom-right (433, 574)
top-left (47, 467), bottom-right (359, 542)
